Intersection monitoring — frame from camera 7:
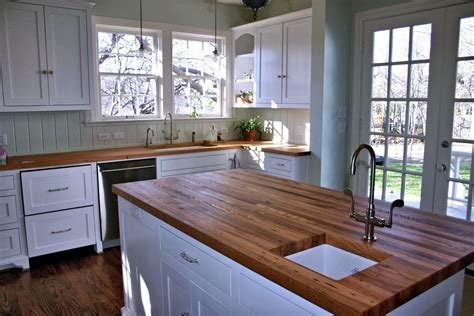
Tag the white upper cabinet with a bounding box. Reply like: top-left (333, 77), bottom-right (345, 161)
top-left (282, 17), bottom-right (312, 104)
top-left (45, 7), bottom-right (89, 106)
top-left (0, 1), bottom-right (93, 111)
top-left (256, 23), bottom-right (284, 104)
top-left (232, 9), bottom-right (312, 109)
top-left (0, 3), bottom-right (49, 106)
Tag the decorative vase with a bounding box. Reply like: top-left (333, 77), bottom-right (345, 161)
top-left (243, 129), bottom-right (257, 141)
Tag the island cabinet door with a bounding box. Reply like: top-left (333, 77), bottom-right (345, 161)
top-left (161, 261), bottom-right (191, 316)
top-left (190, 282), bottom-right (230, 316)
top-left (118, 199), bottom-right (161, 316)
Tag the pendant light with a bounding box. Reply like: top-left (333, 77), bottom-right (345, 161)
top-left (138, 0), bottom-right (145, 58)
top-left (242, 0), bottom-right (270, 21)
top-left (207, 0), bottom-right (220, 62)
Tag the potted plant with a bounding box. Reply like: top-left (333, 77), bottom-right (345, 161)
top-left (235, 90), bottom-right (254, 105)
top-left (234, 116), bottom-right (262, 142)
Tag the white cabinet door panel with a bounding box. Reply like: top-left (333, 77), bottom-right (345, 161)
top-left (25, 206), bottom-right (95, 257)
top-left (282, 17), bottom-right (312, 104)
top-left (255, 24), bottom-right (283, 105)
top-left (0, 3), bottom-right (49, 106)
top-left (162, 261), bottom-right (191, 316)
top-left (191, 282), bottom-right (230, 316)
top-left (45, 7), bottom-right (89, 105)
top-left (0, 229), bottom-right (21, 259)
top-left (21, 166), bottom-right (93, 215)
top-left (0, 196), bottom-right (18, 225)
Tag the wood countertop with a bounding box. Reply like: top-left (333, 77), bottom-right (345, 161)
top-left (112, 169), bottom-right (474, 315)
top-left (0, 141), bottom-right (310, 171)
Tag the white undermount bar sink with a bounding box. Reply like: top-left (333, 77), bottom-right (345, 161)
top-left (285, 244), bottom-right (377, 280)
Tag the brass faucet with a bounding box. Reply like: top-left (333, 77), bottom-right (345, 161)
top-left (344, 144), bottom-right (404, 242)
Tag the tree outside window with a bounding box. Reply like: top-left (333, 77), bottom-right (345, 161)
top-left (172, 36), bottom-right (225, 116)
top-left (98, 31), bottom-right (159, 118)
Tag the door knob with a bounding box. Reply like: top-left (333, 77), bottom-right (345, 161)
top-left (436, 164), bottom-right (447, 172)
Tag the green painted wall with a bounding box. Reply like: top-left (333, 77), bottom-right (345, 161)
top-left (92, 0), bottom-right (248, 30)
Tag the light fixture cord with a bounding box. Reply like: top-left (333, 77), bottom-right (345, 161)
top-left (139, 0), bottom-right (143, 47)
top-left (214, 0), bottom-right (217, 52)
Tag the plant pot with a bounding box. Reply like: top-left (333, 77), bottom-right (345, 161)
top-left (243, 129), bottom-right (258, 142)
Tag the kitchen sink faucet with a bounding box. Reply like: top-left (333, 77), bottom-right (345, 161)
top-left (162, 112), bottom-right (179, 144)
top-left (344, 144), bottom-right (404, 242)
top-left (145, 127), bottom-right (154, 147)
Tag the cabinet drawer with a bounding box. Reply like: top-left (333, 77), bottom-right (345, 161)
top-left (161, 154), bottom-right (227, 172)
top-left (21, 165), bottom-right (93, 215)
top-left (0, 175), bottom-right (15, 191)
top-left (267, 156), bottom-right (292, 172)
top-left (25, 206), bottom-right (95, 257)
top-left (0, 228), bottom-right (21, 259)
top-left (0, 196), bottom-right (18, 225)
top-left (160, 226), bottom-right (231, 296)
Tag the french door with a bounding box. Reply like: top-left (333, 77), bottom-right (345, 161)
top-left (359, 2), bottom-right (474, 221)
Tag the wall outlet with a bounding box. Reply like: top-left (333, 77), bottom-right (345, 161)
top-left (220, 127), bottom-right (228, 134)
top-left (114, 132), bottom-right (125, 140)
top-left (98, 133), bottom-right (110, 141)
top-left (0, 134), bottom-right (7, 146)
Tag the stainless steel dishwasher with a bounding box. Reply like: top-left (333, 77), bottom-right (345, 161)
top-left (98, 159), bottom-right (156, 248)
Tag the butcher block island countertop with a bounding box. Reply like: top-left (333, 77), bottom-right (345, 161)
top-left (112, 169), bottom-right (474, 315)
top-left (0, 141), bottom-right (309, 171)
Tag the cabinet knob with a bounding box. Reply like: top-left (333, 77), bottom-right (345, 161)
top-left (40, 70), bottom-right (48, 75)
top-left (277, 75), bottom-right (282, 78)
top-left (48, 70), bottom-right (54, 75)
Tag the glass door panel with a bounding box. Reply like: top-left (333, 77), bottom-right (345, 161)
top-left (435, 9), bottom-right (474, 221)
top-left (367, 21), bottom-right (434, 209)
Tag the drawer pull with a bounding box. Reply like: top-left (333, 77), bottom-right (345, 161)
top-left (48, 187), bottom-right (69, 193)
top-left (51, 228), bottom-right (72, 235)
top-left (181, 313), bottom-right (190, 316)
top-left (276, 163), bottom-right (285, 166)
top-left (180, 251), bottom-right (199, 264)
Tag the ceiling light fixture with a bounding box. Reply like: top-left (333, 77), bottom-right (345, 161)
top-left (242, 0), bottom-right (270, 21)
top-left (206, 0), bottom-right (221, 62)
top-left (138, 0), bottom-right (145, 57)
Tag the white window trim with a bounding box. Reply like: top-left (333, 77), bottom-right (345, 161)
top-left (89, 15), bottom-right (233, 123)
top-left (171, 33), bottom-right (227, 118)
top-left (349, 0), bottom-right (470, 192)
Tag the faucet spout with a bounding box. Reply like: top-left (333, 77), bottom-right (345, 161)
top-left (350, 144), bottom-right (377, 212)
top-left (345, 143), bottom-right (403, 242)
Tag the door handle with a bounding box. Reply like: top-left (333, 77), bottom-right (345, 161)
top-left (436, 164), bottom-right (447, 172)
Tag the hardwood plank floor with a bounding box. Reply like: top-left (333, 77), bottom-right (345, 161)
top-left (0, 246), bottom-right (472, 315)
top-left (0, 247), bottom-right (123, 316)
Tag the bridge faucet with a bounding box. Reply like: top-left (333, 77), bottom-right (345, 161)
top-left (162, 112), bottom-right (180, 144)
top-left (344, 144), bottom-right (404, 242)
top-left (146, 127), bottom-right (154, 147)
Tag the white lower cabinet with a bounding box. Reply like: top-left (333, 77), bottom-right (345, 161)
top-left (0, 170), bottom-right (29, 270)
top-left (242, 149), bottom-right (309, 182)
top-left (25, 206), bottom-right (95, 257)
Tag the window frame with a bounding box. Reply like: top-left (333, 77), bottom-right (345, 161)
top-left (171, 32), bottom-right (227, 118)
top-left (96, 25), bottom-right (162, 120)
top-left (90, 16), bottom-right (233, 122)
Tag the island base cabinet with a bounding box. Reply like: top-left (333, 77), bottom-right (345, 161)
top-left (118, 199), bottom-right (162, 316)
top-left (161, 261), bottom-right (230, 316)
top-left (118, 198), bottom-right (468, 316)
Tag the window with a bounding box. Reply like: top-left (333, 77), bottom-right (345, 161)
top-left (172, 35), bottom-right (226, 116)
top-left (97, 30), bottom-right (160, 118)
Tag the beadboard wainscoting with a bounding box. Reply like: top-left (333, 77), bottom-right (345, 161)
top-left (0, 112), bottom-right (239, 156)
top-left (239, 109), bottom-right (311, 145)
top-left (0, 109), bottom-right (309, 156)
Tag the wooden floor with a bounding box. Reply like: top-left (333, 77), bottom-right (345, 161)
top-left (0, 247), bottom-right (123, 315)
top-left (0, 247), bottom-right (472, 315)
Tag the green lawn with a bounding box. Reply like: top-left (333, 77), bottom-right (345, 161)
top-left (374, 160), bottom-right (471, 197)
